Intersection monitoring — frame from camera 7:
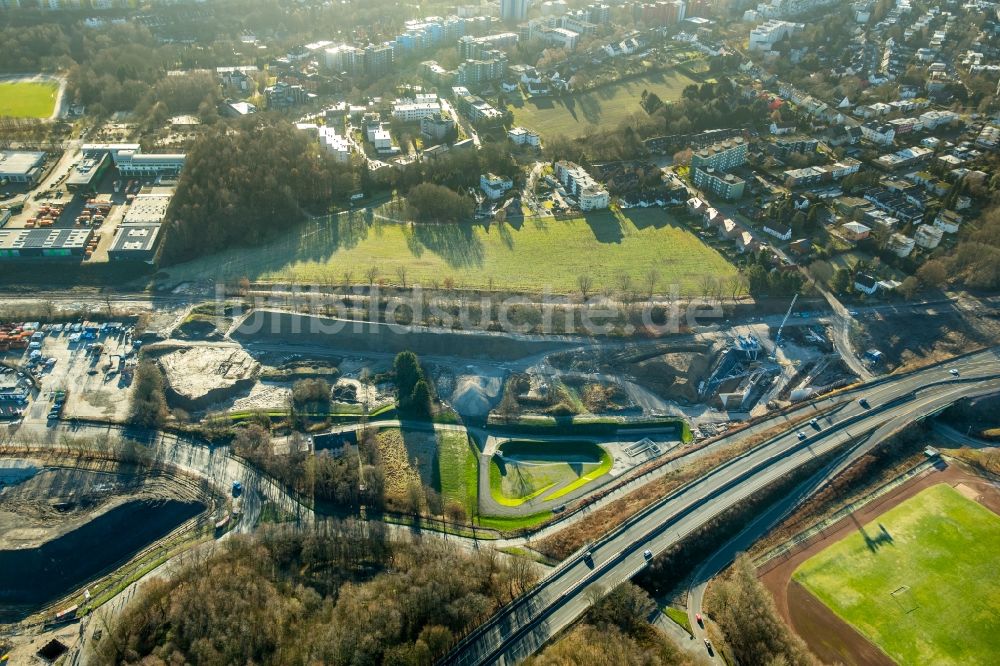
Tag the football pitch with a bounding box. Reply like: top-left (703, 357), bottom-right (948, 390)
top-left (0, 80), bottom-right (59, 118)
top-left (793, 483), bottom-right (1000, 665)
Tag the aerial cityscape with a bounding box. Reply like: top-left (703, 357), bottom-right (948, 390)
top-left (0, 0), bottom-right (998, 663)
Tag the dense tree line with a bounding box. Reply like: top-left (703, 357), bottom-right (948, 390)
top-left (94, 522), bottom-right (535, 664)
top-left (742, 250), bottom-right (804, 298)
top-left (161, 118), bottom-right (357, 263)
top-left (393, 351), bottom-right (432, 417)
top-left (706, 556), bottom-right (816, 666)
top-left (527, 583), bottom-right (690, 666)
top-left (128, 359), bottom-right (168, 428)
top-left (405, 183), bottom-right (475, 223)
top-left (231, 424), bottom-right (385, 510)
top-left (368, 143), bottom-right (517, 197)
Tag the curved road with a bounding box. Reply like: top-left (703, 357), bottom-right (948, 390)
top-left (439, 349), bottom-right (1000, 665)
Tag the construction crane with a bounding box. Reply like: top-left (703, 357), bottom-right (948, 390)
top-left (774, 293), bottom-right (799, 347)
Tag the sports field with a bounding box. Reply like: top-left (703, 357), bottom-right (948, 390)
top-left (167, 208), bottom-right (737, 296)
top-left (0, 80), bottom-right (59, 118)
top-left (792, 483), bottom-right (1000, 665)
top-left (511, 70), bottom-right (698, 138)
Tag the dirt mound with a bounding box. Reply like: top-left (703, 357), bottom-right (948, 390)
top-left (157, 345), bottom-right (260, 411)
top-left (452, 374), bottom-right (502, 417)
top-left (629, 346), bottom-right (717, 404)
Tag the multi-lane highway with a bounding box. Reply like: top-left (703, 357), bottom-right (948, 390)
top-left (441, 349), bottom-right (1000, 665)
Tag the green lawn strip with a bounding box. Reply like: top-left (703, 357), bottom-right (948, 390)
top-left (792, 484), bottom-right (1000, 665)
top-left (437, 430), bottom-right (475, 512)
top-left (488, 457), bottom-right (558, 507)
top-left (662, 606), bottom-right (693, 636)
top-left (476, 511), bottom-right (553, 532)
top-left (499, 546), bottom-right (561, 567)
top-left (511, 70), bottom-right (698, 138)
top-left (382, 513), bottom-right (499, 539)
top-left (167, 209), bottom-right (737, 298)
top-left (543, 447), bottom-right (613, 501)
top-left (0, 81), bottom-right (59, 118)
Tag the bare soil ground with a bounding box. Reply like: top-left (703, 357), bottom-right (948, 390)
top-left (858, 305), bottom-right (1000, 373)
top-left (759, 463), bottom-right (1000, 666)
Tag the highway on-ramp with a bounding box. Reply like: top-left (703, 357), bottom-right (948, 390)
top-left (440, 349), bottom-right (1000, 665)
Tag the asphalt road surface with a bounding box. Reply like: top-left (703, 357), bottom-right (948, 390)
top-left (440, 348), bottom-right (1000, 665)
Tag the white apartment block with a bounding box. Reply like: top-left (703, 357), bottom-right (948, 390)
top-left (554, 161), bottom-right (609, 210)
top-left (749, 20), bottom-right (802, 51)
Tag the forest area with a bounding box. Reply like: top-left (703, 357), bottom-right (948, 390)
top-left (93, 521), bottom-right (536, 664)
top-left (160, 118), bottom-right (357, 263)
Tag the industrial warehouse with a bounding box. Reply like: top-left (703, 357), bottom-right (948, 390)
top-left (0, 140), bottom-right (181, 262)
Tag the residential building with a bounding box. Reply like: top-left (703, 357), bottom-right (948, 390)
top-left (458, 33), bottom-right (519, 60)
top-left (0, 151), bottom-right (45, 185)
top-left (392, 94), bottom-right (441, 121)
top-left (554, 161), bottom-right (609, 210)
top-left (266, 81), bottom-right (309, 109)
top-left (693, 168), bottom-right (745, 200)
top-left (934, 209), bottom-right (962, 234)
top-left (749, 20), bottom-right (802, 51)
top-left (691, 138), bottom-right (747, 171)
top-left (325, 45), bottom-right (364, 75)
top-left (854, 273), bottom-right (878, 295)
top-left (452, 86), bottom-right (504, 124)
top-left (768, 136), bottom-right (818, 157)
top-left (364, 43), bottom-right (395, 77)
top-left (457, 56), bottom-right (508, 85)
top-left (480, 172), bottom-right (513, 199)
top-left (762, 221), bottom-right (792, 241)
top-left (860, 121), bottom-right (895, 145)
top-left (501, 0), bottom-right (528, 22)
top-left (539, 27), bottom-right (579, 50)
top-left (840, 221), bottom-right (871, 241)
top-left (508, 126), bottom-right (541, 147)
top-left (420, 113), bottom-right (456, 141)
top-left (914, 223), bottom-right (943, 249)
top-left (874, 146), bottom-right (933, 171)
top-left (888, 232), bottom-right (915, 257)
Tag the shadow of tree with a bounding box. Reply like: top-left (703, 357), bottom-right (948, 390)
top-left (413, 223), bottom-right (486, 269)
top-left (582, 211), bottom-right (624, 244)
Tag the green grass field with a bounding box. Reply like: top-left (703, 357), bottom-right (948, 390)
top-left (793, 484), bottom-right (1000, 665)
top-left (489, 440), bottom-right (611, 505)
top-left (166, 208), bottom-right (737, 296)
top-left (0, 80), bottom-right (59, 118)
top-left (436, 430), bottom-right (478, 516)
top-left (510, 70), bottom-right (698, 138)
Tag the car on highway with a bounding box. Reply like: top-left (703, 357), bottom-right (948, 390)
top-left (704, 638), bottom-right (713, 654)
top-left (695, 613), bottom-right (703, 626)
top-left (859, 398), bottom-right (870, 409)
top-left (643, 549), bottom-right (653, 561)
top-left (584, 550), bottom-right (594, 566)
top-left (232, 481), bottom-right (243, 497)
top-left (950, 368), bottom-right (960, 376)
top-left (797, 431), bottom-right (807, 440)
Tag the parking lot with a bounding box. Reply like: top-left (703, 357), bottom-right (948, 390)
top-left (4, 321), bottom-right (139, 425)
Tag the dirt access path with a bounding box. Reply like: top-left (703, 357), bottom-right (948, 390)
top-left (758, 462), bottom-right (1000, 666)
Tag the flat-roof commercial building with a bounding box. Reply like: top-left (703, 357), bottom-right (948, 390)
top-left (0, 151), bottom-right (46, 185)
top-left (122, 192), bottom-right (173, 225)
top-left (81, 144), bottom-right (186, 177)
top-left (108, 224), bottom-right (162, 263)
top-left (0, 228), bottom-right (93, 259)
top-left (66, 152), bottom-right (111, 192)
